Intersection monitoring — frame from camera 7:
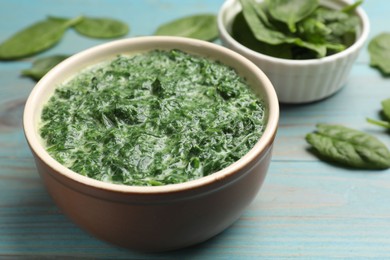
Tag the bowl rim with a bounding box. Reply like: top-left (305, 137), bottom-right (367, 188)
top-left (217, 0), bottom-right (370, 65)
top-left (23, 36), bottom-right (279, 195)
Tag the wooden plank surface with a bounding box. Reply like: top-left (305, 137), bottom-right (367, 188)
top-left (1, 0), bottom-right (389, 258)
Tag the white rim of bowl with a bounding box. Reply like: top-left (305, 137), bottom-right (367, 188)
top-left (217, 0), bottom-right (370, 65)
top-left (23, 36), bottom-right (279, 195)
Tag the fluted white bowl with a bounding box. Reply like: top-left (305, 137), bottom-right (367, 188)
top-left (218, 0), bottom-right (370, 103)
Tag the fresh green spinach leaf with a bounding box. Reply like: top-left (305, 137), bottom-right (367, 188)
top-left (74, 17), bottom-right (129, 39)
top-left (265, 0), bottom-right (319, 33)
top-left (306, 124), bottom-right (390, 169)
top-left (382, 98), bottom-right (390, 120)
top-left (311, 6), bottom-right (349, 22)
top-left (232, 11), bottom-right (292, 58)
top-left (326, 16), bottom-right (359, 39)
top-left (368, 33), bottom-right (390, 75)
top-left (239, 0), bottom-right (326, 57)
top-left (251, 1), bottom-right (273, 27)
top-left (0, 16), bottom-right (82, 60)
top-left (297, 17), bottom-right (330, 43)
top-left (239, 0), bottom-right (288, 45)
top-left (22, 55), bottom-right (69, 81)
top-left (154, 14), bottom-right (218, 41)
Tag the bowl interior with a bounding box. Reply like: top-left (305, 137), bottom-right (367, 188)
top-left (23, 36), bottom-right (279, 194)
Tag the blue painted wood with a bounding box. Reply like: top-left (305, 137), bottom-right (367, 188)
top-left (1, 0), bottom-right (390, 258)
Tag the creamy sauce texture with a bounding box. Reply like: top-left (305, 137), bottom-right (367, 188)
top-left (40, 50), bottom-right (266, 186)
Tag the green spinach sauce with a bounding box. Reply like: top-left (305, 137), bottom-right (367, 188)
top-left (40, 50), bottom-right (266, 186)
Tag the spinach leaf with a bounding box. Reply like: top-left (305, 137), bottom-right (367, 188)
top-left (74, 17), bottom-right (129, 39)
top-left (265, 0), bottom-right (319, 33)
top-left (239, 0), bottom-right (326, 57)
top-left (311, 7), bottom-right (344, 22)
top-left (306, 124), bottom-right (390, 169)
top-left (0, 16), bottom-right (82, 60)
top-left (22, 55), bottom-right (69, 81)
top-left (232, 11), bottom-right (292, 59)
top-left (367, 98), bottom-right (390, 129)
top-left (251, 1), bottom-right (272, 27)
top-left (297, 17), bottom-right (330, 43)
top-left (239, 0), bottom-right (287, 45)
top-left (368, 33), bottom-right (390, 75)
top-left (308, 6), bottom-right (359, 52)
top-left (383, 98), bottom-right (390, 120)
top-left (154, 14), bottom-right (218, 41)
top-left (326, 16), bottom-right (359, 39)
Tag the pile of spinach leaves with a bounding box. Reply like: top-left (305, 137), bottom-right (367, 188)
top-left (232, 0), bottom-right (362, 59)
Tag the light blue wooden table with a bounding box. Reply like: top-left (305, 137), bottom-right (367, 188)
top-left (1, 0), bottom-right (390, 258)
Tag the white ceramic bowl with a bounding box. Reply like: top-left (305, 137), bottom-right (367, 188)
top-left (218, 0), bottom-right (370, 103)
top-left (23, 36), bottom-right (279, 252)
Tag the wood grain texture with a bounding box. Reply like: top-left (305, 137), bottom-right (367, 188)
top-left (1, 0), bottom-right (390, 258)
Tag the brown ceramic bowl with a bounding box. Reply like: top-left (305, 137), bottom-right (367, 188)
top-left (23, 36), bottom-right (279, 252)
